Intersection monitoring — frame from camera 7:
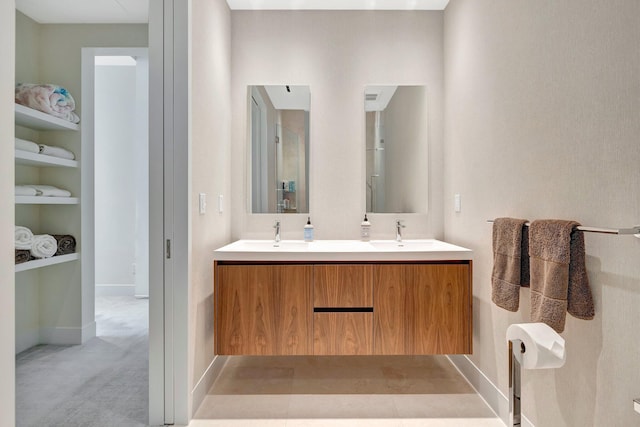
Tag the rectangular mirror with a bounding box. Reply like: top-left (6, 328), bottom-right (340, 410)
top-left (365, 85), bottom-right (428, 213)
top-left (250, 85), bottom-right (310, 214)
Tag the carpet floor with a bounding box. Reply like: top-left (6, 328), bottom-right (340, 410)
top-left (16, 296), bottom-right (149, 427)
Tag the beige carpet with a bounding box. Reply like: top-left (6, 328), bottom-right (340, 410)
top-left (16, 296), bottom-right (148, 427)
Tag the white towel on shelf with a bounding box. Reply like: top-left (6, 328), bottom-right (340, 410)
top-left (15, 226), bottom-right (35, 250)
top-left (15, 138), bottom-right (40, 153)
top-left (30, 234), bottom-right (58, 259)
top-left (15, 185), bottom-right (38, 196)
top-left (39, 144), bottom-right (75, 160)
top-left (25, 184), bottom-right (72, 197)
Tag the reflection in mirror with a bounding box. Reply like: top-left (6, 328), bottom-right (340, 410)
top-left (250, 85), bottom-right (310, 214)
top-left (365, 85), bottom-right (428, 214)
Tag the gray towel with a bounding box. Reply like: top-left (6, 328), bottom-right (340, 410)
top-left (529, 220), bottom-right (594, 333)
top-left (491, 218), bottom-right (529, 311)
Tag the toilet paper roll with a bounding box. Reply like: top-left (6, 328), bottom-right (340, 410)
top-left (506, 322), bottom-right (566, 370)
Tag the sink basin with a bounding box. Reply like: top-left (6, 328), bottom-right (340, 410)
top-left (368, 239), bottom-right (436, 250)
top-left (235, 239), bottom-right (309, 251)
top-left (214, 239), bottom-right (472, 262)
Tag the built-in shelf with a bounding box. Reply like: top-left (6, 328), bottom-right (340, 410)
top-left (15, 103), bottom-right (80, 131)
top-left (15, 149), bottom-right (78, 168)
top-left (15, 196), bottom-right (79, 205)
top-left (15, 253), bottom-right (80, 273)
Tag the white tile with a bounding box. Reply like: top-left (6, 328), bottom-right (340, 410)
top-left (401, 418), bottom-right (505, 427)
top-left (286, 419), bottom-right (403, 427)
top-left (287, 394), bottom-right (398, 419)
top-left (189, 419), bottom-right (287, 427)
top-left (194, 395), bottom-right (290, 420)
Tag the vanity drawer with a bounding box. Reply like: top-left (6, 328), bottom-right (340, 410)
top-left (313, 264), bottom-right (373, 307)
top-left (313, 312), bottom-right (373, 355)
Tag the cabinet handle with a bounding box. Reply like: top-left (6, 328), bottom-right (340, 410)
top-left (166, 239), bottom-right (171, 259)
top-left (314, 307), bottom-right (373, 313)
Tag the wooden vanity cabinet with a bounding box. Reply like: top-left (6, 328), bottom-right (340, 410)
top-left (214, 261), bottom-right (472, 356)
top-left (313, 265), bottom-right (373, 355)
top-left (373, 263), bottom-right (472, 355)
top-left (214, 263), bottom-right (312, 355)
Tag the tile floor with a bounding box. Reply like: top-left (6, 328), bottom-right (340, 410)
top-left (192, 355), bottom-right (505, 427)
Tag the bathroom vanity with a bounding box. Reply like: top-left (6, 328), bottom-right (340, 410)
top-left (213, 240), bottom-right (473, 356)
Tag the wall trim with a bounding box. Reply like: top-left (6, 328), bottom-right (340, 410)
top-left (40, 322), bottom-right (95, 346)
top-left (191, 356), bottom-right (229, 418)
top-left (95, 284), bottom-right (136, 297)
top-left (448, 354), bottom-right (534, 427)
top-left (15, 328), bottom-right (39, 354)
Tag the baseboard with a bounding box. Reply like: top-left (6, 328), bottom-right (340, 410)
top-left (81, 320), bottom-right (97, 342)
top-left (191, 355), bottom-right (228, 418)
top-left (95, 284), bottom-right (135, 296)
top-left (40, 324), bottom-right (88, 345)
top-left (15, 327), bottom-right (40, 354)
top-left (447, 354), bottom-right (534, 427)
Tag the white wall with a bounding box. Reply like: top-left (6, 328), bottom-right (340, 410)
top-left (95, 64), bottom-right (137, 290)
top-left (1, 1), bottom-right (15, 424)
top-left (14, 13), bottom-right (148, 349)
top-left (383, 86), bottom-right (429, 213)
top-left (444, 0), bottom-right (640, 425)
top-left (231, 11), bottom-right (444, 241)
top-left (189, 0), bottom-right (232, 418)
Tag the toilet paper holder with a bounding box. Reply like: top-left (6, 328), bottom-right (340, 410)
top-left (507, 322), bottom-right (566, 426)
top-left (509, 339), bottom-right (525, 427)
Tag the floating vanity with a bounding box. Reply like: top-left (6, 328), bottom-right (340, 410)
top-left (213, 239), bottom-right (473, 357)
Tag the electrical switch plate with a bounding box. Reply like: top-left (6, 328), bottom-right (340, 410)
top-left (454, 194), bottom-right (461, 213)
top-left (218, 194), bottom-right (224, 213)
top-left (199, 193), bottom-right (206, 214)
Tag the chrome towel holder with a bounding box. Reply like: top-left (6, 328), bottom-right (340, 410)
top-left (487, 220), bottom-right (640, 238)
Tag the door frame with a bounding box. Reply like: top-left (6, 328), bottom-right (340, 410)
top-left (80, 45), bottom-right (158, 419)
top-left (149, 0), bottom-right (190, 424)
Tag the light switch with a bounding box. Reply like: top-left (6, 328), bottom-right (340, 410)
top-left (454, 193), bottom-right (461, 213)
top-left (199, 193), bottom-right (206, 214)
top-left (218, 194), bottom-right (224, 213)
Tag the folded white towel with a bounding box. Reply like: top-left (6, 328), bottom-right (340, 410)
top-left (30, 234), bottom-right (58, 259)
top-left (15, 138), bottom-right (40, 153)
top-left (15, 226), bottom-right (34, 250)
top-left (15, 185), bottom-right (38, 196)
top-left (39, 144), bottom-right (75, 160)
top-left (25, 185), bottom-right (72, 197)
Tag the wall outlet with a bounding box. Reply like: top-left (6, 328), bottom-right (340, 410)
top-left (218, 194), bottom-right (224, 213)
top-left (199, 193), bottom-right (206, 214)
top-left (454, 193), bottom-right (461, 213)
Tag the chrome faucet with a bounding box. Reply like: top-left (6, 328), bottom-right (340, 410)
top-left (395, 219), bottom-right (406, 243)
top-left (274, 219), bottom-right (281, 246)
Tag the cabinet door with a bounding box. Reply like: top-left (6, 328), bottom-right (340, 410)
top-left (215, 264), bottom-right (312, 355)
top-left (313, 312), bottom-right (373, 355)
top-left (373, 263), bottom-right (471, 355)
top-left (313, 264), bottom-right (373, 307)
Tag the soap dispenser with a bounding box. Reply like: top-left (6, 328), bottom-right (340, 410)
top-left (304, 217), bottom-right (314, 242)
top-left (360, 214), bottom-right (371, 241)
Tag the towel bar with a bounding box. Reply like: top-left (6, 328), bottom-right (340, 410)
top-left (487, 220), bottom-right (640, 237)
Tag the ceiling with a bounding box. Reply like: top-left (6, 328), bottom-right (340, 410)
top-left (16, 0), bottom-right (449, 24)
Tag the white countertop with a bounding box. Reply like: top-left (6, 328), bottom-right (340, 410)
top-left (213, 239), bottom-right (473, 262)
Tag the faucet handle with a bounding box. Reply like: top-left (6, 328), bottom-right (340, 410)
top-left (396, 219), bottom-right (406, 228)
top-left (274, 219), bottom-right (281, 228)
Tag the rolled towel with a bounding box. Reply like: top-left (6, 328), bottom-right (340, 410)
top-left (15, 138), bottom-right (40, 153)
top-left (15, 185), bottom-right (38, 196)
top-left (25, 184), bottom-right (72, 197)
top-left (15, 249), bottom-right (33, 264)
top-left (15, 226), bottom-right (34, 250)
top-left (39, 144), bottom-right (75, 160)
top-left (30, 234), bottom-right (58, 259)
top-left (52, 234), bottom-right (76, 256)
top-left (15, 83), bottom-right (80, 123)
